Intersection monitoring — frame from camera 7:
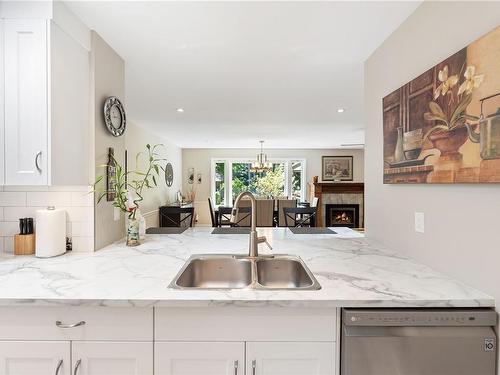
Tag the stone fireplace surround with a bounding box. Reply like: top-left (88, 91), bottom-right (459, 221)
top-left (308, 182), bottom-right (364, 228)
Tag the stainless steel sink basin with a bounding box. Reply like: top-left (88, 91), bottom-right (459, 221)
top-left (174, 256), bottom-right (252, 289)
top-left (170, 254), bottom-right (321, 290)
top-left (256, 257), bottom-right (316, 289)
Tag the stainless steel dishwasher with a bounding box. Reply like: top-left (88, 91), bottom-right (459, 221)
top-left (341, 308), bottom-right (497, 375)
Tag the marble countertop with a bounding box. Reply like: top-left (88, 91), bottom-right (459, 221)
top-left (0, 227), bottom-right (493, 308)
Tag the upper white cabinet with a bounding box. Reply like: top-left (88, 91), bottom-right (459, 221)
top-left (4, 19), bottom-right (48, 185)
top-left (1, 7), bottom-right (91, 186)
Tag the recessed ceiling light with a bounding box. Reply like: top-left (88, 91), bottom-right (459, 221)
top-left (176, 108), bottom-right (184, 113)
top-left (337, 108), bottom-right (345, 113)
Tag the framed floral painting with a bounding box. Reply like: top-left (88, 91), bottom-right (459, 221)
top-left (383, 26), bottom-right (500, 184)
top-left (322, 156), bottom-right (353, 181)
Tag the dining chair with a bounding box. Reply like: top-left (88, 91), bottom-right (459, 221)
top-left (277, 199), bottom-right (297, 227)
top-left (218, 206), bottom-right (252, 227)
top-left (236, 198), bottom-right (252, 227)
top-left (283, 207), bottom-right (317, 228)
top-left (208, 198), bottom-right (218, 227)
top-left (256, 199), bottom-right (274, 227)
top-left (158, 206), bottom-right (194, 227)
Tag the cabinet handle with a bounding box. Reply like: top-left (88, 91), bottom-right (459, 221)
top-left (55, 359), bottom-right (63, 375)
top-left (234, 360), bottom-right (238, 375)
top-left (73, 359), bottom-right (81, 375)
top-left (55, 320), bottom-right (86, 328)
top-left (35, 151), bottom-right (42, 173)
top-left (252, 359), bottom-right (256, 375)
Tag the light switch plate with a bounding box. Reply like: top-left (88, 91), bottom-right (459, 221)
top-left (415, 212), bottom-right (425, 233)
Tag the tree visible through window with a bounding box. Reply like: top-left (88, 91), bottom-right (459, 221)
top-left (231, 163), bottom-right (285, 201)
top-left (214, 162), bottom-right (225, 205)
top-left (212, 159), bottom-right (305, 205)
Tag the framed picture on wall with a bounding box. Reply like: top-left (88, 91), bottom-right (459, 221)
top-left (322, 156), bottom-right (353, 181)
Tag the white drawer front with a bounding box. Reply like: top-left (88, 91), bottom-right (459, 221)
top-left (0, 307), bottom-right (153, 341)
top-left (155, 307), bottom-right (337, 342)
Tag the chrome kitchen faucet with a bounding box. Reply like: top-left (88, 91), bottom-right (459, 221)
top-left (230, 191), bottom-right (272, 257)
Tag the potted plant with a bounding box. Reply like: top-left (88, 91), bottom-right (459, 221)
top-left (423, 65), bottom-right (484, 156)
top-left (94, 144), bottom-right (165, 246)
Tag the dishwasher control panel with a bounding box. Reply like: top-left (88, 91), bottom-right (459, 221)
top-left (343, 308), bottom-right (497, 326)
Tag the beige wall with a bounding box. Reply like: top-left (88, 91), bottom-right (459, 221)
top-left (365, 0), bottom-right (500, 360)
top-left (125, 122), bottom-right (183, 228)
top-left (91, 31), bottom-right (125, 250)
top-left (182, 148), bottom-right (364, 225)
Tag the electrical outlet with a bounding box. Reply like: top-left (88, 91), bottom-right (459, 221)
top-left (415, 212), bottom-right (425, 233)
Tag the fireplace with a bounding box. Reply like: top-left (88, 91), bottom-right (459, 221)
top-left (325, 204), bottom-right (359, 228)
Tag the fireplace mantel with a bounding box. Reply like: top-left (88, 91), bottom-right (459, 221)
top-left (311, 182), bottom-right (364, 194)
top-left (308, 182), bottom-right (365, 227)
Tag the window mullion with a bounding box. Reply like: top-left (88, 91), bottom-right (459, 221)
top-left (226, 161), bottom-right (231, 206)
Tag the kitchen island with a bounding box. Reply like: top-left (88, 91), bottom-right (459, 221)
top-left (0, 227), bottom-right (492, 307)
top-left (0, 227), bottom-right (494, 374)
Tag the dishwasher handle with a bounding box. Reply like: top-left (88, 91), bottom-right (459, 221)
top-left (343, 324), bottom-right (496, 338)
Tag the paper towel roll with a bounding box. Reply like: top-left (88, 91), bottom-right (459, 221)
top-left (35, 207), bottom-right (67, 258)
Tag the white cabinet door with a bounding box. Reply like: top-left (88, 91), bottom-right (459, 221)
top-left (4, 19), bottom-right (48, 185)
top-left (155, 342), bottom-right (245, 375)
top-left (246, 342), bottom-right (335, 375)
top-left (71, 342), bottom-right (153, 375)
top-left (0, 341), bottom-right (70, 375)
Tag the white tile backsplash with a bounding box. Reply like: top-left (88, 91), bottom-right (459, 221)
top-left (72, 236), bottom-right (94, 252)
top-left (0, 222), bottom-right (21, 237)
top-left (70, 191), bottom-right (94, 207)
top-left (63, 207), bottom-right (93, 222)
top-left (69, 221), bottom-right (93, 237)
top-left (3, 207), bottom-right (38, 221)
top-left (0, 186), bottom-right (94, 254)
top-left (3, 237), bottom-right (14, 254)
top-left (27, 191), bottom-right (72, 207)
top-left (0, 192), bottom-right (27, 207)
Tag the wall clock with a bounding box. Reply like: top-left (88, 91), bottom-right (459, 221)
top-left (165, 163), bottom-right (174, 187)
top-left (103, 96), bottom-right (126, 137)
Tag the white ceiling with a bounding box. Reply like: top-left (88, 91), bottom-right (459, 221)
top-left (67, 1), bottom-right (420, 149)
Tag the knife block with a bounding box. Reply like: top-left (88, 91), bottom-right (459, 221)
top-left (14, 234), bottom-right (36, 255)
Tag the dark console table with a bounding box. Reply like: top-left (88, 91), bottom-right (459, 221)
top-left (159, 203), bottom-right (194, 227)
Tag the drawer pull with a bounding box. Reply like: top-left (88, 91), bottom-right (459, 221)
top-left (55, 359), bottom-right (63, 375)
top-left (234, 360), bottom-right (238, 375)
top-left (252, 359), bottom-right (256, 375)
top-left (73, 359), bottom-right (81, 375)
top-left (56, 320), bottom-right (86, 328)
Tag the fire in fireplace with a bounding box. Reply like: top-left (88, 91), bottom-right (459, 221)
top-left (325, 204), bottom-right (359, 228)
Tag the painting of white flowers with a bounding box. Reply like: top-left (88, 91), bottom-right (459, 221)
top-left (383, 25), bottom-right (500, 184)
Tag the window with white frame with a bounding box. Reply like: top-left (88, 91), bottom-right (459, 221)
top-left (211, 158), bottom-right (306, 206)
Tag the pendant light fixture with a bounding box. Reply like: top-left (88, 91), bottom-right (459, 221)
top-left (251, 140), bottom-right (272, 173)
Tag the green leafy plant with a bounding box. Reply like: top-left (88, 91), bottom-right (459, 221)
top-left (94, 144), bottom-right (165, 220)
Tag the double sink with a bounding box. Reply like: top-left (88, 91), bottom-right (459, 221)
top-left (169, 254), bottom-right (321, 290)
